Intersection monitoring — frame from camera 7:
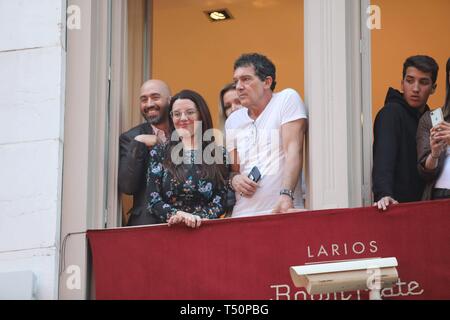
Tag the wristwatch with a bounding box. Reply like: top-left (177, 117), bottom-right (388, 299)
top-left (280, 189), bottom-right (294, 200)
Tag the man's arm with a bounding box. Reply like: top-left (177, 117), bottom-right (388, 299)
top-left (118, 132), bottom-right (149, 195)
top-left (229, 148), bottom-right (259, 197)
top-left (272, 118), bottom-right (307, 213)
top-left (372, 107), bottom-right (399, 210)
top-left (224, 122), bottom-right (259, 197)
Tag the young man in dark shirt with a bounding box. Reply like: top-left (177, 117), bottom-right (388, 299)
top-left (372, 55), bottom-right (438, 211)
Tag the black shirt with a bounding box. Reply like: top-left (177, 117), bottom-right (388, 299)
top-left (372, 88), bottom-right (429, 202)
top-left (118, 122), bottom-right (163, 226)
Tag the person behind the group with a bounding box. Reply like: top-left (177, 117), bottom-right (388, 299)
top-left (225, 53), bottom-right (308, 217)
top-left (417, 57), bottom-right (450, 200)
top-left (217, 83), bottom-right (243, 217)
top-left (372, 55), bottom-right (439, 210)
top-left (220, 83), bottom-right (243, 120)
top-left (147, 90), bottom-right (230, 228)
top-left (118, 79), bottom-right (171, 226)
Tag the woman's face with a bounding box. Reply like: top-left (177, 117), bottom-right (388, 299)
top-left (171, 99), bottom-right (200, 139)
top-left (223, 89), bottom-right (242, 118)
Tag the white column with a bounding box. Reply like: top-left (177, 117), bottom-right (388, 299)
top-left (59, 0), bottom-right (112, 300)
top-left (304, 0), bottom-right (364, 210)
top-left (0, 0), bottom-right (66, 299)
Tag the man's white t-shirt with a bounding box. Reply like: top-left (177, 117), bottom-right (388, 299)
top-left (225, 88), bottom-right (308, 217)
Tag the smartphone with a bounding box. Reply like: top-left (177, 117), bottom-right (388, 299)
top-left (248, 166), bottom-right (262, 183)
top-left (430, 108), bottom-right (444, 127)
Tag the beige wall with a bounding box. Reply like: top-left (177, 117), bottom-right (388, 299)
top-left (372, 0), bottom-right (450, 120)
top-left (151, 0), bottom-right (304, 128)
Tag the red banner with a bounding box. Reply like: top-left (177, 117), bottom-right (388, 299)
top-left (87, 200), bottom-right (450, 300)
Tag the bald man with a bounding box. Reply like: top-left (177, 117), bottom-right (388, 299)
top-left (119, 80), bottom-right (172, 226)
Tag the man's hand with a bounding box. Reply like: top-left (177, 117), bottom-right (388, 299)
top-left (272, 195), bottom-right (294, 214)
top-left (373, 196), bottom-right (398, 211)
top-left (232, 174), bottom-right (259, 198)
top-left (134, 134), bottom-right (160, 148)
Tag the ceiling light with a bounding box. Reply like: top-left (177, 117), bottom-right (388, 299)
top-left (205, 9), bottom-right (233, 22)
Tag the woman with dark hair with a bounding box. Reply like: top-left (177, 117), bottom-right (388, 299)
top-left (219, 83), bottom-right (242, 120)
top-left (417, 58), bottom-right (450, 200)
top-left (147, 90), bottom-right (230, 228)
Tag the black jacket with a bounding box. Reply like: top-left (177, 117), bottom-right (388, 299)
top-left (118, 122), bottom-right (162, 226)
top-left (372, 88), bottom-right (429, 203)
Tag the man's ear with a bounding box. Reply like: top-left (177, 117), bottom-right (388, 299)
top-left (264, 76), bottom-right (273, 90)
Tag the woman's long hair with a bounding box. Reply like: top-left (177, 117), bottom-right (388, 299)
top-left (444, 58), bottom-right (450, 119)
top-left (163, 90), bottom-right (228, 187)
top-left (218, 83), bottom-right (236, 129)
top-left (219, 83), bottom-right (236, 118)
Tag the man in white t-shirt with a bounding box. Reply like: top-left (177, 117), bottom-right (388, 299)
top-left (225, 53), bottom-right (308, 217)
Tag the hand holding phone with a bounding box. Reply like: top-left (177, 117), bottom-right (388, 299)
top-left (430, 108), bottom-right (444, 127)
top-left (248, 166), bottom-right (262, 183)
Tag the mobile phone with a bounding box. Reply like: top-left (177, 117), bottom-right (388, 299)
top-left (248, 166), bottom-right (262, 183)
top-left (430, 108), bottom-right (444, 127)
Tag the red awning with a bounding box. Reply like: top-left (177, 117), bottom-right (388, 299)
top-left (87, 199), bottom-right (450, 300)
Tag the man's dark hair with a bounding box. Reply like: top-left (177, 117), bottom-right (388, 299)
top-left (402, 55), bottom-right (439, 84)
top-left (234, 53), bottom-right (277, 91)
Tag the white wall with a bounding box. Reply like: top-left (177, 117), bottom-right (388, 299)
top-left (0, 0), bottom-right (65, 300)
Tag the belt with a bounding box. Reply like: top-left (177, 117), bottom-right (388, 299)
top-left (432, 188), bottom-right (450, 200)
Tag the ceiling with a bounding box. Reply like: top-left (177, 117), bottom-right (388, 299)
top-left (151, 0), bottom-right (304, 126)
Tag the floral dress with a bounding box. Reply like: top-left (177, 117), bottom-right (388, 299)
top-left (147, 143), bottom-right (229, 222)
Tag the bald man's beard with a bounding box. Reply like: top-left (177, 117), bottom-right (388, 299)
top-left (142, 105), bottom-right (169, 125)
